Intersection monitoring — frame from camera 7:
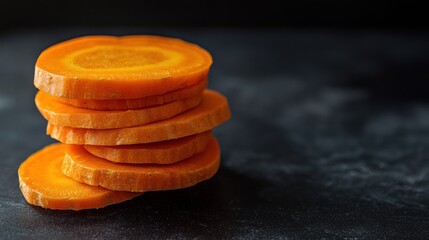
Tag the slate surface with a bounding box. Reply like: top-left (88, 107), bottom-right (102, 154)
top-left (1, 29), bottom-right (429, 239)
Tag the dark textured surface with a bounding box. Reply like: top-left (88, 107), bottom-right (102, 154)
top-left (1, 29), bottom-right (429, 239)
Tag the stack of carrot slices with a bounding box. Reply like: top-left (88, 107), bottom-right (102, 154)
top-left (18, 35), bottom-right (231, 210)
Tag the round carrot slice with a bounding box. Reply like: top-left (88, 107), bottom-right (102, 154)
top-left (63, 137), bottom-right (220, 192)
top-left (53, 79), bottom-right (207, 110)
top-left (36, 91), bottom-right (202, 129)
top-left (84, 131), bottom-right (212, 164)
top-left (47, 90), bottom-right (231, 145)
top-left (18, 144), bottom-right (141, 210)
top-left (35, 35), bottom-right (212, 99)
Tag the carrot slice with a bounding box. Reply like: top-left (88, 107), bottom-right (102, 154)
top-left (53, 79), bottom-right (207, 110)
top-left (18, 144), bottom-right (141, 210)
top-left (35, 35), bottom-right (212, 99)
top-left (84, 131), bottom-right (212, 164)
top-left (47, 90), bottom-right (231, 145)
top-left (36, 91), bottom-right (202, 129)
top-left (62, 137), bottom-right (220, 192)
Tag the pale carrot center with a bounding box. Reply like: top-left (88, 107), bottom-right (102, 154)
top-left (73, 47), bottom-right (166, 69)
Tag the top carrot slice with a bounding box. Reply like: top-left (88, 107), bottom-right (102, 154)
top-left (34, 35), bottom-right (212, 99)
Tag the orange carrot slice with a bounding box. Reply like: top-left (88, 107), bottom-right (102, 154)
top-left (18, 144), bottom-right (141, 210)
top-left (47, 90), bottom-right (231, 145)
top-left (35, 35), bottom-right (212, 99)
top-left (54, 79), bottom-right (207, 110)
top-left (62, 137), bottom-right (220, 192)
top-left (36, 91), bottom-right (202, 129)
top-left (84, 131), bottom-right (212, 164)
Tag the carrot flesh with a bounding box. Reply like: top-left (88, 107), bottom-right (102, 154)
top-left (18, 144), bottom-right (141, 210)
top-left (47, 90), bottom-right (231, 145)
top-left (36, 91), bottom-right (202, 129)
top-left (62, 137), bottom-right (220, 192)
top-left (53, 79), bottom-right (207, 110)
top-left (35, 35), bottom-right (212, 99)
top-left (84, 131), bottom-right (212, 164)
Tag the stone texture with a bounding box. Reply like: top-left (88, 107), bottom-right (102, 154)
top-left (1, 29), bottom-right (429, 239)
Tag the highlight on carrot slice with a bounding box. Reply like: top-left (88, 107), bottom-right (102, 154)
top-left (35, 35), bottom-right (212, 99)
top-left (84, 131), bottom-right (212, 164)
top-left (54, 79), bottom-right (207, 110)
top-left (63, 137), bottom-right (221, 192)
top-left (47, 90), bottom-right (231, 145)
top-left (18, 144), bottom-right (142, 210)
top-left (36, 91), bottom-right (202, 129)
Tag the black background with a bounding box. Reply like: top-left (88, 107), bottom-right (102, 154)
top-left (0, 0), bottom-right (428, 30)
top-left (1, 1), bottom-right (429, 239)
